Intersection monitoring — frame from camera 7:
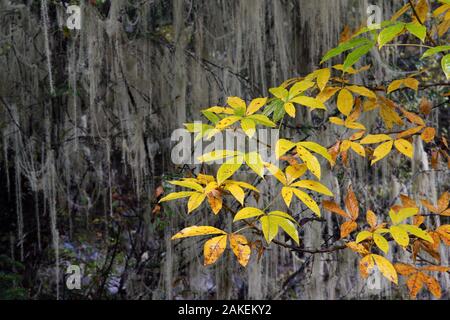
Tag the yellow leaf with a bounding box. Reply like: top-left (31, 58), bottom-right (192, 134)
top-left (284, 102), bottom-right (296, 117)
top-left (264, 162), bottom-right (288, 185)
top-left (329, 117), bottom-right (345, 126)
top-left (356, 231), bottom-right (373, 243)
top-left (360, 134), bottom-right (393, 144)
top-left (276, 139), bottom-right (296, 159)
top-left (225, 184), bottom-right (245, 206)
top-left (373, 233), bottom-right (389, 253)
top-left (296, 145), bottom-right (321, 179)
top-left (421, 127), bottom-right (436, 143)
top-left (297, 141), bottom-right (334, 165)
top-left (387, 79), bottom-right (403, 94)
top-left (269, 87), bottom-right (288, 100)
top-left (404, 78), bottom-right (420, 91)
top-left (270, 215), bottom-right (300, 244)
top-left (317, 87), bottom-right (340, 103)
top-left (291, 96), bottom-right (327, 110)
top-left (207, 193), bottom-right (223, 215)
top-left (346, 85), bottom-right (377, 99)
top-left (289, 80), bottom-right (315, 97)
top-left (168, 180), bottom-right (204, 192)
top-left (292, 188), bottom-right (321, 217)
top-left (399, 224), bottom-right (434, 243)
top-left (227, 97), bottom-right (246, 110)
top-left (241, 118), bottom-right (256, 138)
top-left (316, 68), bottom-right (331, 91)
top-left (244, 152), bottom-right (265, 177)
top-left (394, 139), bottom-right (414, 158)
top-left (345, 121), bottom-right (366, 130)
top-left (216, 116), bottom-right (242, 130)
top-left (217, 159), bottom-right (243, 185)
top-left (234, 207), bottom-right (265, 221)
top-left (285, 164), bottom-right (307, 184)
top-left (223, 180), bottom-right (259, 193)
top-left (390, 207), bottom-right (418, 224)
top-left (337, 88), bottom-right (354, 116)
top-left (159, 191), bottom-right (197, 203)
top-left (188, 193), bottom-right (207, 213)
top-left (291, 180), bottom-right (333, 196)
top-left (246, 97), bottom-right (268, 115)
top-left (340, 221), bottom-right (357, 238)
top-left (390, 225), bottom-right (410, 247)
top-left (282, 187), bottom-right (295, 207)
top-left (171, 226), bottom-right (226, 240)
top-left (350, 142), bottom-right (366, 157)
top-left (371, 140), bottom-right (394, 165)
top-left (340, 140), bottom-right (351, 152)
top-left (229, 234), bottom-right (251, 267)
top-left (260, 216), bottom-right (279, 244)
top-left (197, 150), bottom-right (237, 162)
top-left (372, 254), bottom-right (398, 284)
top-left (204, 235), bottom-right (227, 266)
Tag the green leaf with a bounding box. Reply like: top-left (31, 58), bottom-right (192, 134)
top-left (421, 45), bottom-right (450, 59)
top-left (442, 54), bottom-right (450, 79)
top-left (378, 23), bottom-right (405, 48)
top-left (321, 38), bottom-right (372, 63)
top-left (405, 22), bottom-right (426, 42)
top-left (343, 41), bottom-right (374, 71)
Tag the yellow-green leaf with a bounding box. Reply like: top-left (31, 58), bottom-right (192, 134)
top-left (356, 231), bottom-right (373, 243)
top-left (241, 118), bottom-right (256, 138)
top-left (217, 157), bottom-right (243, 184)
top-left (260, 216), bottom-right (279, 244)
top-left (289, 80), bottom-right (315, 97)
top-left (227, 97), bottom-right (246, 110)
top-left (399, 224), bottom-right (434, 243)
top-left (169, 180), bottom-right (204, 192)
top-left (378, 23), bottom-right (405, 48)
top-left (216, 116), bottom-right (242, 129)
top-left (297, 141), bottom-right (334, 164)
top-left (225, 184), bottom-right (245, 206)
top-left (244, 152), bottom-right (265, 177)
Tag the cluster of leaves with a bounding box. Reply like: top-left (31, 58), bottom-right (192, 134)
top-left (158, 0), bottom-right (449, 299)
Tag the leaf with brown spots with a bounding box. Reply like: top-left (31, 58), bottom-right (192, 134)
top-left (204, 235), bottom-right (228, 266)
top-left (340, 221), bottom-right (357, 239)
top-left (230, 234), bottom-right (251, 267)
top-left (345, 186), bottom-right (359, 220)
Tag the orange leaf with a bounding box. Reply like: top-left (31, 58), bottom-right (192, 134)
top-left (394, 263), bottom-right (417, 276)
top-left (322, 200), bottom-right (350, 219)
top-left (407, 273), bottom-right (424, 299)
top-left (229, 234), bottom-right (251, 267)
top-left (437, 192), bottom-right (449, 213)
top-left (203, 235), bottom-right (227, 266)
top-left (340, 221), bottom-right (357, 239)
top-left (345, 186), bottom-right (359, 220)
top-left (421, 127), bottom-right (436, 143)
